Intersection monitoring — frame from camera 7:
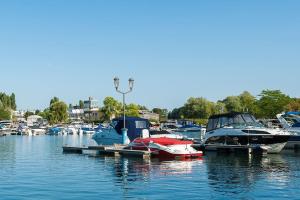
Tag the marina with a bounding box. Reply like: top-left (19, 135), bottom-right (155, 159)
top-left (1, 1), bottom-right (300, 199)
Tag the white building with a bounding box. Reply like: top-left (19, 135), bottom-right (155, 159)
top-left (27, 115), bottom-right (43, 126)
top-left (139, 110), bottom-right (160, 122)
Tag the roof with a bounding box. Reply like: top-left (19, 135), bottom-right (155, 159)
top-left (209, 112), bottom-right (245, 119)
top-left (27, 115), bottom-right (42, 119)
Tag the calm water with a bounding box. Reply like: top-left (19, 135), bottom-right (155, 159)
top-left (1, 135), bottom-right (300, 200)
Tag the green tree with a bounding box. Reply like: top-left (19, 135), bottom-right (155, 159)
top-left (50, 97), bottom-right (59, 105)
top-left (182, 97), bottom-right (214, 119)
top-left (79, 100), bottom-right (84, 109)
top-left (38, 108), bottom-right (50, 120)
top-left (213, 101), bottom-right (227, 114)
top-left (285, 98), bottom-right (300, 111)
top-left (222, 96), bottom-right (243, 112)
top-left (0, 93), bottom-right (11, 109)
top-left (101, 97), bottom-right (122, 121)
top-left (10, 93), bottom-right (17, 110)
top-left (257, 90), bottom-right (291, 118)
top-left (168, 107), bottom-right (184, 119)
top-left (24, 111), bottom-right (34, 120)
top-left (0, 108), bottom-right (11, 120)
top-left (125, 103), bottom-right (140, 117)
top-left (239, 91), bottom-right (258, 114)
top-left (49, 101), bottom-right (68, 124)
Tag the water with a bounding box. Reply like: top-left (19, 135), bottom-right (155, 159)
top-left (1, 135), bottom-right (300, 200)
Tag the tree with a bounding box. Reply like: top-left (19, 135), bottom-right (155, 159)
top-left (213, 101), bottom-right (227, 114)
top-left (79, 100), bottom-right (84, 109)
top-left (0, 108), bottom-right (11, 120)
top-left (239, 91), bottom-right (258, 114)
top-left (48, 101), bottom-right (68, 124)
top-left (182, 97), bottom-right (215, 119)
top-left (10, 93), bottom-right (16, 110)
top-left (24, 111), bottom-right (34, 120)
top-left (50, 97), bottom-right (59, 105)
top-left (101, 97), bottom-right (122, 121)
top-left (285, 98), bottom-right (300, 111)
top-left (35, 110), bottom-right (41, 115)
top-left (222, 96), bottom-right (243, 112)
top-left (125, 103), bottom-right (140, 117)
top-left (168, 107), bottom-right (184, 119)
top-left (257, 90), bottom-right (291, 118)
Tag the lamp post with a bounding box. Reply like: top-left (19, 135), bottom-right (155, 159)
top-left (114, 77), bottom-right (134, 144)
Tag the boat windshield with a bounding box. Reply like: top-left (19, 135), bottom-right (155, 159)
top-left (207, 113), bottom-right (262, 132)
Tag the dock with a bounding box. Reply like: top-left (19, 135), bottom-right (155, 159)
top-left (62, 145), bottom-right (151, 159)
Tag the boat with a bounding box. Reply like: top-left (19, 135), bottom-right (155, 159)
top-left (92, 117), bottom-right (183, 145)
top-left (0, 120), bottom-right (12, 136)
top-left (202, 112), bottom-right (291, 153)
top-left (277, 112), bottom-right (300, 149)
top-left (126, 137), bottom-right (203, 159)
top-left (47, 127), bottom-right (64, 135)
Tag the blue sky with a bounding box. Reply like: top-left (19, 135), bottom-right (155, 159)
top-left (0, 0), bottom-right (299, 110)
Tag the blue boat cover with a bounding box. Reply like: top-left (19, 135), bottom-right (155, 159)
top-left (112, 117), bottom-right (150, 141)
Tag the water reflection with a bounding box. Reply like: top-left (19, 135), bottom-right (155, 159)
top-left (205, 152), bottom-right (291, 196)
top-left (110, 157), bottom-right (203, 184)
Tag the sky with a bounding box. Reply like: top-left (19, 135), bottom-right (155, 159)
top-left (0, 0), bottom-right (299, 111)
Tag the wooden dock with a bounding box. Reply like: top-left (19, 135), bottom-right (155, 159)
top-left (63, 145), bottom-right (151, 159)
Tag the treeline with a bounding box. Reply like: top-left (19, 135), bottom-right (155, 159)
top-left (0, 92), bottom-right (16, 120)
top-left (168, 90), bottom-right (300, 123)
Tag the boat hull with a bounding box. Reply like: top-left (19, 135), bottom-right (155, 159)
top-left (284, 136), bottom-right (300, 149)
top-left (204, 135), bottom-right (290, 153)
top-left (127, 138), bottom-right (203, 159)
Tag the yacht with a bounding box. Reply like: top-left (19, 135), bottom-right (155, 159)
top-left (203, 112), bottom-right (291, 153)
top-left (277, 112), bottom-right (300, 149)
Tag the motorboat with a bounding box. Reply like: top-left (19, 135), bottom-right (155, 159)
top-left (0, 120), bottom-right (12, 135)
top-left (203, 112), bottom-right (291, 153)
top-left (126, 137), bottom-right (203, 159)
top-left (47, 127), bottom-right (64, 136)
top-left (277, 112), bottom-right (300, 149)
top-left (92, 117), bottom-right (183, 145)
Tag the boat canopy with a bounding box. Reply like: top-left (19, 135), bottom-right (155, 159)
top-left (112, 117), bottom-right (150, 141)
top-left (207, 112), bottom-right (258, 132)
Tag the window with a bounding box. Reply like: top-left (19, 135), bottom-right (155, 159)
top-left (135, 121), bottom-right (147, 129)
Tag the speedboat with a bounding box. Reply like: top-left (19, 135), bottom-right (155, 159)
top-left (92, 117), bottom-right (150, 145)
top-left (277, 112), bottom-right (300, 149)
top-left (47, 127), bottom-right (64, 136)
top-left (126, 137), bottom-right (203, 159)
top-left (203, 112), bottom-right (291, 154)
top-left (92, 117), bottom-right (183, 145)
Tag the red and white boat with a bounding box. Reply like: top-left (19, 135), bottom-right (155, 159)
top-left (126, 137), bottom-right (203, 159)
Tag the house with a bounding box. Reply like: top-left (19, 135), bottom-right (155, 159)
top-left (27, 115), bottom-right (43, 126)
top-left (83, 97), bottom-right (100, 121)
top-left (139, 110), bottom-right (160, 122)
top-left (68, 106), bottom-right (84, 121)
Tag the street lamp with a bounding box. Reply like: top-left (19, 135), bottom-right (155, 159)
top-left (113, 77), bottom-right (134, 144)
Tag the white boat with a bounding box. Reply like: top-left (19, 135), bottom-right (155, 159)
top-left (203, 112), bottom-right (291, 154)
top-left (126, 137), bottom-right (203, 159)
top-left (277, 112), bottom-right (300, 149)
